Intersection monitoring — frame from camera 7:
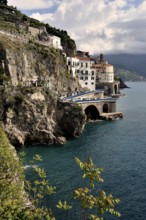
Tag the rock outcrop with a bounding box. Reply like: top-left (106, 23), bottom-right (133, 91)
top-left (0, 33), bottom-right (80, 92)
top-left (57, 102), bottom-right (86, 138)
top-left (0, 88), bottom-right (86, 146)
top-left (119, 78), bottom-right (129, 89)
top-left (0, 33), bottom-right (86, 146)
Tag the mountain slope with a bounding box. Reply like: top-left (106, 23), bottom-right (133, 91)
top-left (115, 67), bottom-right (145, 81)
top-left (105, 54), bottom-right (146, 78)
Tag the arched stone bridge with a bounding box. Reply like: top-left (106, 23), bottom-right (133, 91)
top-left (75, 99), bottom-right (117, 120)
top-left (62, 90), bottom-right (121, 120)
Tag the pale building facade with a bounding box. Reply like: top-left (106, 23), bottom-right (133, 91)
top-left (94, 54), bottom-right (114, 84)
top-left (66, 53), bottom-right (115, 91)
top-left (96, 63), bottom-right (114, 83)
top-left (67, 55), bottom-right (96, 91)
top-left (49, 35), bottom-right (62, 50)
top-left (77, 56), bottom-right (96, 91)
top-left (28, 26), bottom-right (62, 50)
top-left (67, 57), bottom-right (79, 77)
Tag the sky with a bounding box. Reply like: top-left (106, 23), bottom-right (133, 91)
top-left (8, 0), bottom-right (146, 55)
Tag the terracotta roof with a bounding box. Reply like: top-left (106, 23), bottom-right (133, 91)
top-left (76, 56), bottom-right (92, 61)
top-left (94, 63), bottom-right (113, 67)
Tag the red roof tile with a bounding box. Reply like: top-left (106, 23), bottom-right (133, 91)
top-left (76, 56), bottom-right (91, 61)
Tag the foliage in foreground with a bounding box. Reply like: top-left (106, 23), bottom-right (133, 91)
top-left (0, 127), bottom-right (121, 219)
top-left (0, 127), bottom-right (26, 219)
top-left (73, 158), bottom-right (121, 220)
top-left (0, 128), bottom-right (55, 220)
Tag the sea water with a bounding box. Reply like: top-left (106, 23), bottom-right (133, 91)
top-left (23, 82), bottom-right (146, 220)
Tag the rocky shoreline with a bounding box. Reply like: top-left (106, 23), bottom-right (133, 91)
top-left (99, 112), bottom-right (123, 120)
top-left (0, 88), bottom-right (86, 147)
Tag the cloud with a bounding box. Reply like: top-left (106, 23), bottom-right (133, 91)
top-left (30, 12), bottom-right (53, 22)
top-left (9, 0), bottom-right (146, 54)
top-left (8, 0), bottom-right (60, 10)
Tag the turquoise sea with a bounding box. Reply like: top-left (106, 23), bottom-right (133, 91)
top-left (24, 82), bottom-right (146, 220)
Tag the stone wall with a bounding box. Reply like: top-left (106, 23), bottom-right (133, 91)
top-left (81, 101), bottom-right (116, 115)
top-left (96, 82), bottom-right (120, 96)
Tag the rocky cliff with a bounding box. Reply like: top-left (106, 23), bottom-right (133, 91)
top-left (0, 33), bottom-right (86, 147)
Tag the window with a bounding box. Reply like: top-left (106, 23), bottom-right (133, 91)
top-left (91, 82), bottom-right (94, 85)
top-left (86, 63), bottom-right (88, 67)
top-left (85, 70), bottom-right (88, 75)
top-left (81, 70), bottom-right (83, 74)
top-left (80, 77), bottom-right (83, 80)
top-left (91, 77), bottom-right (94, 80)
top-left (85, 82), bottom-right (88, 85)
top-left (68, 61), bottom-right (71, 65)
top-left (92, 71), bottom-right (94, 75)
top-left (85, 77), bottom-right (88, 80)
top-left (81, 63), bottom-right (83, 67)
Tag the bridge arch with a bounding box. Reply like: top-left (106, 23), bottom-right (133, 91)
top-left (114, 84), bottom-right (118, 94)
top-left (103, 103), bottom-right (109, 113)
top-left (85, 105), bottom-right (100, 120)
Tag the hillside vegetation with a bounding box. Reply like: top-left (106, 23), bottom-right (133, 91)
top-left (0, 2), bottom-right (76, 55)
top-left (0, 127), bottom-right (28, 219)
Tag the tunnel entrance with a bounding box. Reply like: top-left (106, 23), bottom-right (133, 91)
top-left (85, 105), bottom-right (100, 120)
top-left (103, 104), bottom-right (108, 113)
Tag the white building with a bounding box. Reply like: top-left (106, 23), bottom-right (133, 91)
top-left (67, 53), bottom-right (115, 91)
top-left (77, 56), bottom-right (96, 91)
top-left (99, 64), bottom-right (114, 83)
top-left (67, 54), bottom-right (96, 91)
top-left (67, 57), bottom-right (79, 77)
top-left (95, 62), bottom-right (114, 83)
top-left (49, 35), bottom-right (62, 50)
top-left (28, 26), bottom-right (63, 50)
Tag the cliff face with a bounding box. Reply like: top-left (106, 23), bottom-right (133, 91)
top-left (0, 88), bottom-right (86, 146)
top-left (57, 103), bottom-right (86, 138)
top-left (0, 33), bottom-right (86, 146)
top-left (0, 33), bottom-right (79, 92)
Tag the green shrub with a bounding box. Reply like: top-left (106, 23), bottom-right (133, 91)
top-left (0, 72), bottom-right (10, 85)
top-left (0, 66), bottom-right (4, 74)
top-left (0, 127), bottom-right (26, 220)
top-left (5, 95), bottom-right (15, 107)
